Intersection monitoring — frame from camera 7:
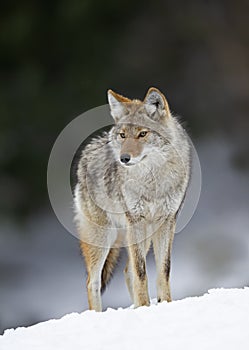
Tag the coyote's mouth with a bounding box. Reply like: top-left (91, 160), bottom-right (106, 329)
top-left (122, 155), bottom-right (147, 166)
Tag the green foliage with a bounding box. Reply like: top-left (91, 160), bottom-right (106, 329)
top-left (0, 0), bottom-right (143, 219)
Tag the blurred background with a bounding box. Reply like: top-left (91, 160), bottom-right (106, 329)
top-left (0, 0), bottom-right (249, 334)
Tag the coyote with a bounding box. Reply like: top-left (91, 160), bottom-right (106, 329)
top-left (74, 87), bottom-right (191, 311)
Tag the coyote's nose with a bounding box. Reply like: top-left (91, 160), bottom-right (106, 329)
top-left (120, 153), bottom-right (131, 164)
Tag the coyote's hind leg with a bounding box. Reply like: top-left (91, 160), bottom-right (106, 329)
top-left (80, 241), bottom-right (110, 312)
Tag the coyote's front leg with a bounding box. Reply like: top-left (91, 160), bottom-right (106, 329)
top-left (152, 215), bottom-right (176, 303)
top-left (126, 228), bottom-right (151, 307)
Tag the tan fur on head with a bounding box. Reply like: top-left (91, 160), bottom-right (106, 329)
top-left (107, 90), bottom-right (132, 103)
top-left (107, 89), bottom-right (136, 122)
top-left (107, 90), bottom-right (126, 122)
top-left (108, 87), bottom-right (171, 123)
top-left (144, 87), bottom-right (170, 117)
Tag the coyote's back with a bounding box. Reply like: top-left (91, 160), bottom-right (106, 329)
top-left (74, 87), bottom-right (191, 311)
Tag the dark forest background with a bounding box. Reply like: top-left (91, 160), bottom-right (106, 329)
top-left (1, 0), bottom-right (248, 220)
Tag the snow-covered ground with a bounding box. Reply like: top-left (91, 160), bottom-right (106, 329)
top-left (1, 288), bottom-right (249, 350)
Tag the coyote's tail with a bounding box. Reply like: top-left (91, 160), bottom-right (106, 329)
top-left (101, 247), bottom-right (120, 294)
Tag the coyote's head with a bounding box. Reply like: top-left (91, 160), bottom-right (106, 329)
top-left (107, 87), bottom-right (172, 166)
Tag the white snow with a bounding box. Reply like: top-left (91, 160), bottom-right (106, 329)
top-left (1, 288), bottom-right (249, 350)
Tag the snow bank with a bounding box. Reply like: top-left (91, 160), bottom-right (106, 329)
top-left (1, 288), bottom-right (249, 350)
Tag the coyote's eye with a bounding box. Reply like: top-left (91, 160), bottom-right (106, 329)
top-left (138, 131), bottom-right (147, 138)
top-left (119, 132), bottom-right (125, 138)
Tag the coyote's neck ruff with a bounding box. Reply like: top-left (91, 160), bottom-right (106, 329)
top-left (74, 87), bottom-right (191, 311)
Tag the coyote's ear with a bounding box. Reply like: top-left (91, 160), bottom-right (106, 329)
top-left (144, 87), bottom-right (170, 121)
top-left (107, 90), bottom-right (130, 122)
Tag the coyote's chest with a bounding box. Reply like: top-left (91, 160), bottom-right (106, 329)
top-left (119, 162), bottom-right (173, 220)
top-left (87, 154), bottom-right (182, 225)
